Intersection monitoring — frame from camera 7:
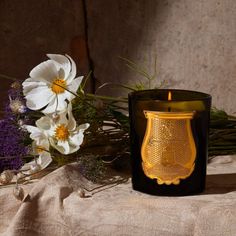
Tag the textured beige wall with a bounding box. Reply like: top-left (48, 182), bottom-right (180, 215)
top-left (0, 0), bottom-right (87, 112)
top-left (87, 0), bottom-right (236, 114)
top-left (1, 0), bottom-right (236, 114)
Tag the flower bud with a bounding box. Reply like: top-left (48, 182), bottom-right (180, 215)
top-left (18, 105), bottom-right (27, 114)
top-left (0, 170), bottom-right (14, 184)
top-left (78, 188), bottom-right (86, 198)
top-left (11, 81), bottom-right (21, 90)
top-left (13, 186), bottom-right (24, 201)
top-left (9, 98), bottom-right (26, 114)
top-left (18, 119), bottom-right (25, 127)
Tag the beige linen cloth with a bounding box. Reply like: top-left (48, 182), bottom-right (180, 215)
top-left (1, 155), bottom-right (236, 236)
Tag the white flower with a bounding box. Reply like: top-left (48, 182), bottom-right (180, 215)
top-left (36, 104), bottom-right (89, 155)
top-left (22, 54), bottom-right (83, 114)
top-left (21, 125), bottom-right (52, 174)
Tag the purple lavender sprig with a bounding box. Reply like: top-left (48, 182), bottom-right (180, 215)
top-left (0, 118), bottom-right (29, 172)
top-left (0, 82), bottom-right (30, 172)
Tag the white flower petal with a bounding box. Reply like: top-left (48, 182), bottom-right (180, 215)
top-left (65, 55), bottom-right (77, 84)
top-left (24, 124), bottom-right (50, 153)
top-left (63, 90), bottom-right (76, 102)
top-left (63, 76), bottom-right (83, 102)
top-left (47, 54), bottom-right (71, 79)
top-left (36, 116), bottom-right (55, 136)
top-left (41, 97), bottom-right (57, 114)
top-left (52, 140), bottom-right (70, 154)
top-left (68, 123), bottom-right (89, 149)
top-left (38, 151), bottom-right (52, 168)
top-left (20, 151), bottom-right (52, 175)
top-left (25, 127), bottom-right (45, 142)
top-left (67, 103), bottom-right (77, 131)
top-left (37, 138), bottom-right (50, 151)
top-left (56, 94), bottom-right (69, 112)
top-left (20, 161), bottom-right (34, 174)
top-left (67, 143), bottom-right (80, 154)
top-left (42, 94), bottom-right (68, 114)
top-left (30, 132), bottom-right (43, 141)
top-left (69, 131), bottom-right (84, 147)
top-left (55, 110), bottom-right (69, 127)
top-left (25, 86), bottom-right (54, 110)
top-left (47, 54), bottom-right (69, 65)
top-left (30, 60), bottom-right (58, 83)
top-left (60, 141), bottom-right (71, 154)
top-left (78, 123), bottom-right (90, 131)
top-left (31, 137), bottom-right (49, 154)
top-left (36, 116), bottom-right (51, 130)
top-left (24, 125), bottom-right (41, 135)
top-left (67, 76), bottom-right (83, 94)
top-left (23, 78), bottom-right (48, 94)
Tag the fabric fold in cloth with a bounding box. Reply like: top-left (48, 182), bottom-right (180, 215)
top-left (0, 157), bottom-right (236, 236)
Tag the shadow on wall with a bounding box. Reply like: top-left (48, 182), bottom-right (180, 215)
top-left (1, 1), bottom-right (236, 114)
top-left (87, 0), bottom-right (236, 114)
top-left (87, 0), bottom-right (171, 95)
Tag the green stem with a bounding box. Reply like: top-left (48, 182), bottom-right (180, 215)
top-left (86, 93), bottom-right (128, 103)
top-left (81, 71), bottom-right (92, 90)
top-left (96, 82), bottom-right (136, 93)
top-left (209, 146), bottom-right (236, 150)
top-left (228, 115), bottom-right (236, 120)
top-left (0, 74), bottom-right (19, 81)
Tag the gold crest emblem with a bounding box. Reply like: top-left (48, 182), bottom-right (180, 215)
top-left (141, 111), bottom-right (196, 185)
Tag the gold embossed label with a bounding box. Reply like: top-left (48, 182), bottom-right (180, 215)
top-left (141, 111), bottom-right (196, 185)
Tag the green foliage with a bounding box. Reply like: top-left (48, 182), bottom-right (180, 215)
top-left (119, 56), bottom-right (165, 90)
top-left (107, 107), bottom-right (129, 133)
top-left (209, 108), bottom-right (236, 157)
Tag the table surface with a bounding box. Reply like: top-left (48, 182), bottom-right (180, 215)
top-left (0, 155), bottom-right (236, 236)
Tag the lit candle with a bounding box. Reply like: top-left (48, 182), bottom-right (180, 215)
top-left (128, 89), bottom-right (211, 196)
top-left (168, 91), bottom-right (172, 101)
top-left (168, 91), bottom-right (172, 112)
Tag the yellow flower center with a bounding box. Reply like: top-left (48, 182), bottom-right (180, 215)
top-left (55, 124), bottom-right (69, 141)
top-left (51, 78), bottom-right (67, 94)
top-left (36, 146), bottom-right (45, 154)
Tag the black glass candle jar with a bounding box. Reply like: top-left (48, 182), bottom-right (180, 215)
top-left (128, 89), bottom-right (211, 196)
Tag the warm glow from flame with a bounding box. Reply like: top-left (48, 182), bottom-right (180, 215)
top-left (168, 91), bottom-right (172, 101)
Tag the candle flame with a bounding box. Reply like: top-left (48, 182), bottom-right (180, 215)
top-left (168, 91), bottom-right (172, 101)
